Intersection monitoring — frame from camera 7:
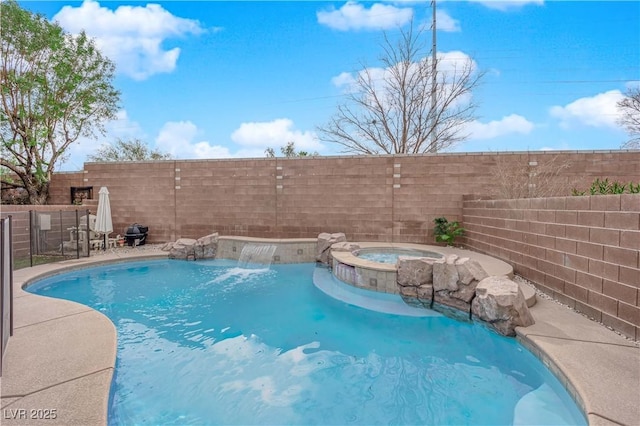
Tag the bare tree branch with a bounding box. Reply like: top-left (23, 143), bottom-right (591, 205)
top-left (317, 22), bottom-right (483, 155)
top-left (491, 155), bottom-right (578, 199)
top-left (617, 86), bottom-right (640, 149)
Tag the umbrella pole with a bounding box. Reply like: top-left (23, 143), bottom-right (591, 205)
top-left (103, 234), bottom-right (106, 251)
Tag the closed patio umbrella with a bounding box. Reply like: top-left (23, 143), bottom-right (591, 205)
top-left (94, 186), bottom-right (113, 250)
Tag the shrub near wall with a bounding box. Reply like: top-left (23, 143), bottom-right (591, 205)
top-left (463, 194), bottom-right (640, 340)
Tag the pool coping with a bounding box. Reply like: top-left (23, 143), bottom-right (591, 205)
top-left (1, 245), bottom-right (639, 425)
top-left (330, 242), bottom-right (535, 302)
top-left (335, 242), bottom-right (515, 277)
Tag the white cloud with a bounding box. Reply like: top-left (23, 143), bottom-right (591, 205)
top-left (549, 90), bottom-right (624, 129)
top-left (538, 140), bottom-right (571, 151)
top-left (436, 50), bottom-right (478, 78)
top-left (317, 1), bottom-right (413, 31)
top-left (231, 119), bottom-right (323, 152)
top-left (109, 110), bottom-right (145, 136)
top-left (59, 109), bottom-right (145, 170)
top-left (624, 80), bottom-right (640, 90)
top-left (155, 121), bottom-right (233, 159)
top-left (472, 0), bottom-right (544, 11)
top-left (53, 0), bottom-right (204, 80)
top-left (466, 114), bottom-right (535, 140)
top-left (333, 50), bottom-right (477, 90)
top-left (333, 50), bottom-right (477, 110)
top-left (331, 72), bottom-right (357, 88)
top-left (153, 119), bottom-right (322, 160)
top-left (436, 10), bottom-right (460, 32)
top-left (65, 117), bottom-right (323, 168)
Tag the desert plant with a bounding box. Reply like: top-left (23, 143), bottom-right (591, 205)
top-left (433, 217), bottom-right (465, 245)
top-left (590, 178), bottom-right (610, 195)
top-left (610, 181), bottom-right (627, 194)
top-left (574, 178), bottom-right (640, 196)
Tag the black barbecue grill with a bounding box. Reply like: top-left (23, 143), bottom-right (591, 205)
top-left (124, 223), bottom-right (148, 246)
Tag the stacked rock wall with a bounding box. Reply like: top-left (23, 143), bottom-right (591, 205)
top-left (163, 233), bottom-right (219, 260)
top-left (397, 254), bottom-right (533, 336)
top-left (321, 236), bottom-right (534, 336)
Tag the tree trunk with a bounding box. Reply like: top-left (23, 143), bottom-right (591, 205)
top-left (24, 179), bottom-right (50, 205)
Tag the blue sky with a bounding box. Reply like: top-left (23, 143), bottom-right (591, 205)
top-left (19, 0), bottom-right (640, 170)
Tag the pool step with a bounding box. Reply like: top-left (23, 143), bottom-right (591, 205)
top-left (513, 383), bottom-right (579, 425)
top-left (518, 281), bottom-right (537, 308)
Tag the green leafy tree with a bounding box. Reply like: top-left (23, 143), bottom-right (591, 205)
top-left (88, 138), bottom-right (172, 162)
top-left (0, 0), bottom-right (120, 204)
top-left (265, 141), bottom-right (318, 158)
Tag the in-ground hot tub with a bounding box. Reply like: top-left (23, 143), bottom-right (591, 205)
top-left (330, 243), bottom-right (514, 295)
top-left (354, 247), bottom-right (443, 264)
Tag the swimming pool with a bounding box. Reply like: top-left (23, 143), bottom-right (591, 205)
top-left (27, 259), bottom-right (586, 425)
top-left (355, 248), bottom-right (444, 264)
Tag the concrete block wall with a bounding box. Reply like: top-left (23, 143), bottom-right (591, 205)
top-left (78, 161), bottom-right (178, 241)
top-left (276, 156), bottom-right (393, 240)
top-left (46, 171), bottom-right (85, 204)
top-left (391, 153), bottom-right (497, 242)
top-left (42, 150), bottom-right (639, 246)
top-left (0, 209), bottom-right (30, 259)
top-left (175, 159), bottom-right (277, 239)
top-left (0, 205), bottom-right (89, 259)
top-left (463, 194), bottom-right (640, 340)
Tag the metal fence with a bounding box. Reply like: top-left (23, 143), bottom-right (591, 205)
top-left (1, 215), bottom-right (13, 376)
top-left (1, 209), bottom-right (91, 269)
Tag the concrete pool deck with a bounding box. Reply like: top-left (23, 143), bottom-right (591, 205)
top-left (1, 245), bottom-right (638, 425)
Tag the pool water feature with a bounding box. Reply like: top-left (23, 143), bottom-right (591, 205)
top-left (355, 248), bottom-right (444, 264)
top-left (27, 259), bottom-right (586, 425)
top-left (237, 243), bottom-right (277, 268)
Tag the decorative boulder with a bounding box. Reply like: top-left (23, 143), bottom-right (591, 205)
top-left (316, 232), bottom-right (346, 264)
top-left (331, 241), bottom-right (361, 252)
top-left (432, 255), bottom-right (459, 291)
top-left (433, 255), bottom-right (489, 313)
top-left (456, 257), bottom-right (488, 286)
top-left (416, 285), bottom-right (434, 302)
top-left (472, 276), bottom-right (535, 336)
top-left (161, 242), bottom-right (175, 251)
top-left (169, 238), bottom-right (197, 260)
top-left (397, 257), bottom-right (436, 306)
top-left (195, 233), bottom-right (219, 259)
top-left (452, 258), bottom-right (488, 303)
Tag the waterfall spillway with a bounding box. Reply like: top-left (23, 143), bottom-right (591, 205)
top-left (237, 244), bottom-right (277, 269)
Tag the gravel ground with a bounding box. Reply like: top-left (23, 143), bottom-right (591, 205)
top-left (513, 274), bottom-right (639, 346)
top-left (88, 243), bottom-right (167, 257)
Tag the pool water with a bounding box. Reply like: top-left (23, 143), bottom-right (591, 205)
top-left (356, 249), bottom-right (443, 264)
top-left (28, 259), bottom-right (586, 425)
